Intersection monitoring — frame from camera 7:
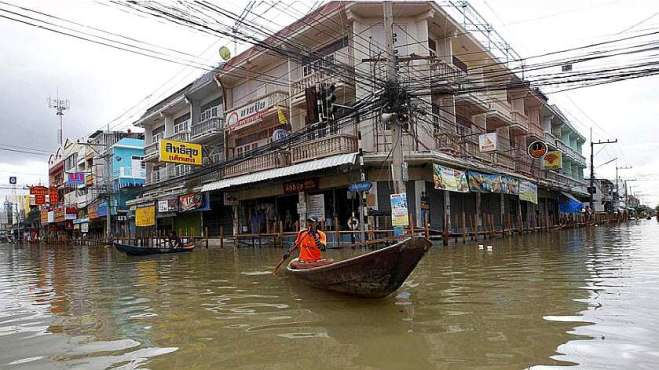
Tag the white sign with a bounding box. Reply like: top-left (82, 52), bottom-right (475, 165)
top-left (479, 132), bottom-right (498, 152)
top-left (81, 222), bottom-right (89, 233)
top-left (225, 96), bottom-right (269, 131)
top-left (47, 211), bottom-right (54, 223)
top-left (306, 194), bottom-right (325, 222)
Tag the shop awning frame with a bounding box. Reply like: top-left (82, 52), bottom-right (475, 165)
top-left (201, 152), bottom-right (357, 193)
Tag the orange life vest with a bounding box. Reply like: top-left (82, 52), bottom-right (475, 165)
top-left (295, 228), bottom-right (326, 262)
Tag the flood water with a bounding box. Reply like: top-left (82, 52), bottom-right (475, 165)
top-left (1, 221), bottom-right (659, 370)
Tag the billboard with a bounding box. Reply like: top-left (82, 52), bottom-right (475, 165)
top-left (179, 192), bottom-right (209, 212)
top-left (467, 171), bottom-right (519, 194)
top-left (159, 139), bottom-right (202, 166)
top-left (433, 164), bottom-right (469, 193)
top-left (543, 151), bottom-right (563, 170)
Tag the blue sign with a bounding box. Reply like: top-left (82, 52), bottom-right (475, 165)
top-left (348, 181), bottom-right (372, 193)
top-left (272, 128), bottom-right (289, 142)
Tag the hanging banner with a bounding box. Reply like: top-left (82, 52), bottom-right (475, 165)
top-left (390, 193), bottom-right (409, 226)
top-left (467, 171), bottom-right (502, 193)
top-left (478, 133), bottom-right (498, 152)
top-left (307, 194), bottom-right (326, 222)
top-left (277, 108), bottom-right (288, 125)
top-left (519, 181), bottom-right (538, 204)
top-left (135, 206), bottom-right (156, 227)
top-left (66, 172), bottom-right (85, 186)
top-left (40, 209), bottom-right (49, 223)
top-left (55, 207), bottom-right (65, 222)
top-left (178, 192), bottom-right (209, 212)
top-left (500, 175), bottom-right (519, 195)
top-left (159, 139), bottom-right (202, 166)
top-left (23, 195), bottom-right (31, 214)
top-left (543, 151), bottom-right (563, 170)
top-left (433, 164), bottom-right (469, 193)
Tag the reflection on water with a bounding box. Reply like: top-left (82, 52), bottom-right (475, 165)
top-left (1, 221), bottom-right (658, 369)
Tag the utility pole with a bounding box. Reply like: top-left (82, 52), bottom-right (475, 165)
top-left (383, 1), bottom-right (406, 196)
top-left (615, 163), bottom-right (632, 209)
top-left (105, 128), bottom-right (112, 242)
top-left (589, 127), bottom-right (617, 210)
top-left (48, 94), bottom-right (70, 146)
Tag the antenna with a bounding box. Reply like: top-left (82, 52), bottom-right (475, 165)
top-left (48, 93), bottom-right (70, 146)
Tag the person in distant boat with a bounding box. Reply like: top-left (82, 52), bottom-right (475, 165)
top-left (283, 217), bottom-right (327, 263)
top-left (167, 231), bottom-right (181, 248)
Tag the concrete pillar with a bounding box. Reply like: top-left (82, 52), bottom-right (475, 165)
top-left (444, 190), bottom-right (451, 230)
top-left (500, 192), bottom-right (505, 230)
top-left (298, 191), bottom-right (307, 229)
top-left (232, 205), bottom-right (239, 236)
top-left (475, 192), bottom-right (482, 229)
top-left (191, 100), bottom-right (201, 125)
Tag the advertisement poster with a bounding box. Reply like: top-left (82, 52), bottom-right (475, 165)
top-left (159, 139), bottom-right (202, 166)
top-left (543, 150), bottom-right (563, 170)
top-left (136, 206), bottom-right (156, 227)
top-left (306, 194), bottom-right (325, 222)
top-left (179, 192), bottom-right (206, 212)
top-left (500, 175), bottom-right (520, 195)
top-left (49, 187), bottom-right (58, 204)
top-left (478, 132), bottom-right (498, 152)
top-left (390, 193), bottom-right (409, 226)
top-left (467, 171), bottom-right (503, 193)
top-left (519, 181), bottom-right (538, 204)
top-left (433, 164), bottom-right (470, 193)
top-left (66, 172), bottom-right (85, 186)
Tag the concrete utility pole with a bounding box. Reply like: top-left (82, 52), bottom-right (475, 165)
top-left (48, 94), bottom-right (70, 146)
top-left (383, 1), bottom-right (406, 196)
top-left (616, 164), bottom-right (632, 209)
top-left (589, 127), bottom-right (617, 210)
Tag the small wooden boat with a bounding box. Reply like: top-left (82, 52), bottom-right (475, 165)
top-left (286, 237), bottom-right (431, 298)
top-left (113, 241), bottom-right (195, 256)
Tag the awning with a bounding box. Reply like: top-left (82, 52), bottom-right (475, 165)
top-left (559, 191), bottom-right (583, 214)
top-left (202, 152), bottom-right (358, 193)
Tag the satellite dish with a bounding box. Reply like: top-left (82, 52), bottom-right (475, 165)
top-left (219, 46), bottom-right (231, 61)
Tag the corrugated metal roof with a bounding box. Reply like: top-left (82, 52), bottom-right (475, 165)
top-left (201, 153), bottom-right (357, 193)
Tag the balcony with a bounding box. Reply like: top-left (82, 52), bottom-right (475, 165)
top-left (528, 123), bottom-right (544, 140)
top-left (557, 140), bottom-right (587, 167)
top-left (510, 111), bottom-right (529, 133)
top-left (144, 141), bottom-right (159, 162)
top-left (486, 98), bottom-right (513, 128)
top-left (291, 134), bottom-right (357, 164)
top-left (223, 151), bottom-right (291, 178)
top-left (544, 132), bottom-right (558, 148)
top-left (462, 133), bottom-right (493, 162)
top-left (191, 117), bottom-right (224, 143)
top-left (292, 48), bottom-right (354, 97)
top-left (431, 60), bottom-right (463, 89)
top-left (495, 152), bottom-right (515, 171)
top-left (145, 167), bottom-right (168, 186)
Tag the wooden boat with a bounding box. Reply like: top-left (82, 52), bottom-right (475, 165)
top-left (286, 237), bottom-right (431, 298)
top-left (113, 241), bottom-right (195, 256)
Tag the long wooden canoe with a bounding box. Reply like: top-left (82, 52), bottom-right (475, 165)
top-left (113, 242), bottom-right (195, 256)
top-left (286, 237), bottom-right (431, 298)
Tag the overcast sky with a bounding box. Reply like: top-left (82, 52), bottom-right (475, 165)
top-left (1, 0), bottom-right (658, 207)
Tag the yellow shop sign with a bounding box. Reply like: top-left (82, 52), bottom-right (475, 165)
top-left (159, 139), bottom-right (202, 166)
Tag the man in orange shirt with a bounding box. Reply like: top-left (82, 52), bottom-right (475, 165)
top-left (283, 217), bottom-right (327, 263)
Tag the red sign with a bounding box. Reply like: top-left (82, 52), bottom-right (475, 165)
top-left (179, 193), bottom-right (203, 212)
top-left (49, 187), bottom-right (58, 204)
top-left (30, 186), bottom-right (48, 196)
top-left (35, 194), bottom-right (46, 205)
top-left (283, 178), bottom-right (319, 194)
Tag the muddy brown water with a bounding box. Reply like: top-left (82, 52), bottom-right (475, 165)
top-left (1, 221), bottom-right (659, 369)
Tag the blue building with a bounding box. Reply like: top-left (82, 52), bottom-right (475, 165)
top-left (111, 138), bottom-right (145, 234)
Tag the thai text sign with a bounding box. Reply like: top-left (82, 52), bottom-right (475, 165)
top-left (40, 209), bottom-right (49, 224)
top-left (478, 133), bottom-right (498, 153)
top-left (135, 206), bottom-right (156, 227)
top-left (66, 172), bottom-right (85, 186)
top-left (433, 164), bottom-right (469, 193)
top-left (158, 198), bottom-right (178, 213)
top-left (226, 96), bottom-right (269, 131)
top-left (49, 187), bottom-right (58, 204)
top-left (30, 186), bottom-right (48, 205)
top-left (283, 178), bottom-right (319, 194)
top-left (543, 151), bottom-right (562, 170)
top-left (390, 193), bottom-right (409, 227)
top-left (159, 139), bottom-right (202, 166)
top-left (519, 181), bottom-right (538, 204)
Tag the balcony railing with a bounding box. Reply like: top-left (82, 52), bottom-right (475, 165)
top-left (557, 140), bottom-right (586, 165)
top-left (291, 134), bottom-right (357, 163)
top-left (291, 48), bottom-right (354, 96)
top-left (431, 60), bottom-right (463, 85)
top-left (145, 168), bottom-right (168, 186)
top-left (191, 117), bottom-right (224, 141)
top-left (226, 90), bottom-right (289, 131)
top-left (486, 97), bottom-right (513, 124)
top-left (223, 151), bottom-right (291, 178)
top-left (167, 130), bottom-right (190, 142)
top-left (144, 141), bottom-right (158, 160)
top-left (495, 152), bottom-right (516, 171)
top-left (510, 111), bottom-right (529, 132)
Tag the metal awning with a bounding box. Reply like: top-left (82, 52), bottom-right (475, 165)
top-left (201, 152), bottom-right (358, 193)
top-left (560, 191), bottom-right (581, 203)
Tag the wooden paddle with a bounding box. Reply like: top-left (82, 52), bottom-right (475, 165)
top-left (272, 255), bottom-right (289, 275)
